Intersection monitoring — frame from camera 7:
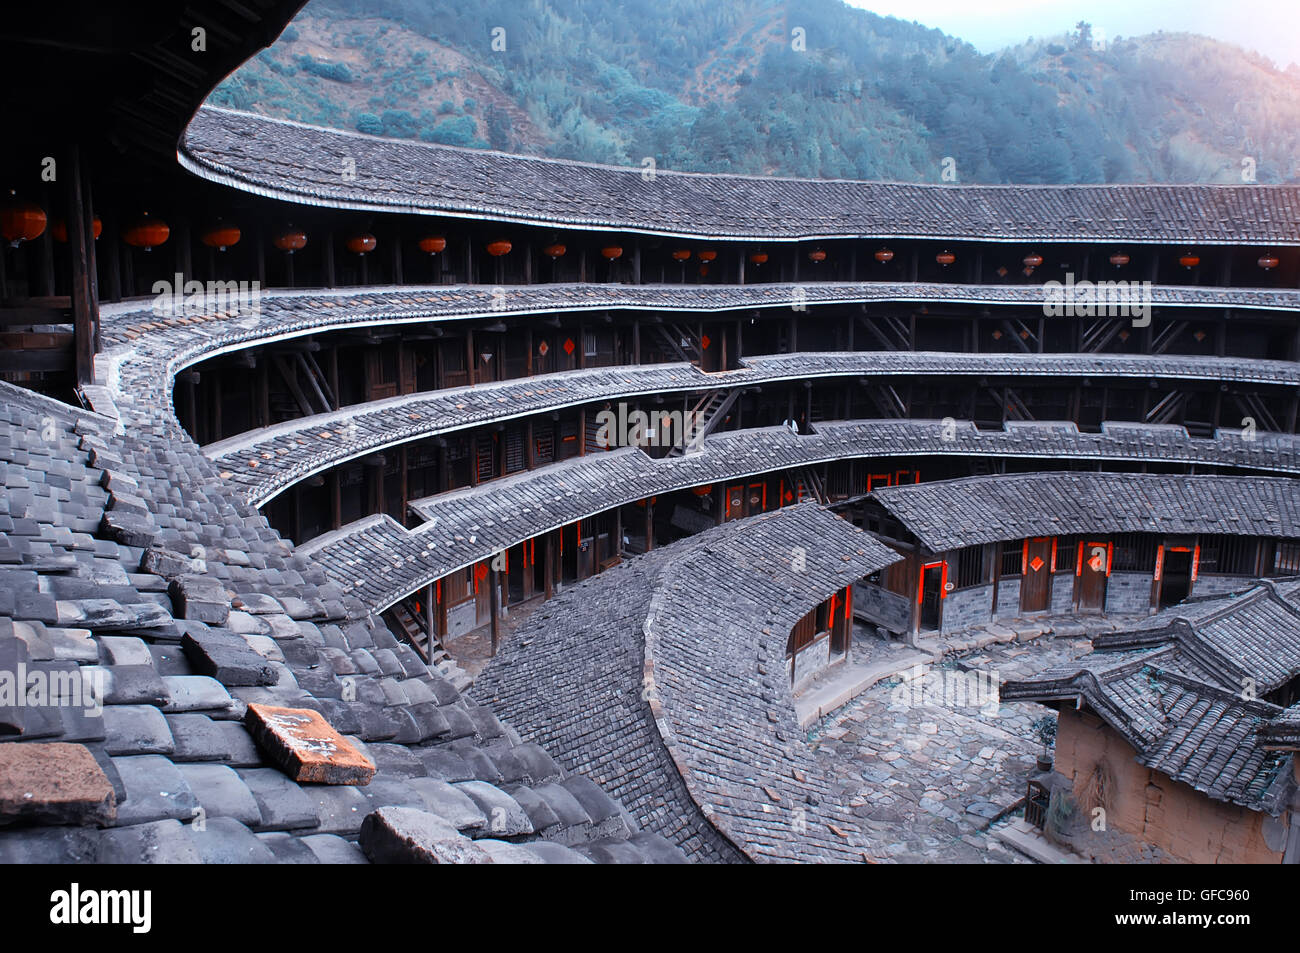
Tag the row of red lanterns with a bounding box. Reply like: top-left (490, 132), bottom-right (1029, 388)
top-left (0, 196), bottom-right (1290, 273)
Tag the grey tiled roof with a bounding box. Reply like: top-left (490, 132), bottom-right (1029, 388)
top-left (872, 471), bottom-right (1300, 551)
top-left (0, 379), bottom-right (682, 863)
top-left (207, 351), bottom-right (1300, 507)
top-left (476, 503), bottom-right (898, 862)
top-left (297, 420), bottom-right (1299, 615)
top-left (1001, 584), bottom-right (1300, 812)
top-left (183, 108), bottom-right (1300, 245)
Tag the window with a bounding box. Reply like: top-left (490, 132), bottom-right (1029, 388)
top-left (954, 545), bottom-right (986, 589)
top-left (1055, 537), bottom-right (1077, 574)
top-left (583, 330), bottom-right (597, 357)
top-left (1000, 540), bottom-right (1025, 577)
top-left (1272, 541), bottom-right (1300, 576)
top-left (1111, 534), bottom-right (1157, 572)
top-left (1198, 535), bottom-right (1259, 576)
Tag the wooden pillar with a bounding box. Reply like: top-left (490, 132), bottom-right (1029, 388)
top-left (488, 565), bottom-right (501, 655)
top-left (465, 328), bottom-right (475, 386)
top-left (324, 231), bottom-right (336, 288)
top-left (613, 506), bottom-right (622, 559)
top-left (645, 498), bottom-right (655, 552)
top-left (66, 146), bottom-right (98, 387)
top-left (424, 583), bottom-right (436, 650)
top-left (632, 245), bottom-right (641, 284)
top-left (436, 579), bottom-right (449, 643)
top-left (544, 531), bottom-right (556, 599)
top-left (392, 236), bottom-right (403, 285)
top-left (633, 320), bottom-right (641, 364)
top-left (329, 470), bottom-right (342, 531)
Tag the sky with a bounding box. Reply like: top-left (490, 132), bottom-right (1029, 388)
top-left (846, 0), bottom-right (1300, 69)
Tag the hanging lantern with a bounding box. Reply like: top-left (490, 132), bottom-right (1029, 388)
top-left (601, 245), bottom-right (623, 260)
top-left (807, 248), bottom-right (827, 263)
top-left (1, 192), bottom-right (47, 248)
top-left (748, 252), bottom-right (768, 265)
top-left (485, 239), bottom-right (512, 257)
top-left (697, 249), bottom-right (717, 262)
top-left (1023, 253), bottom-right (1043, 269)
top-left (1109, 251), bottom-right (1130, 268)
top-left (935, 250), bottom-right (956, 267)
top-left (273, 227), bottom-right (307, 254)
top-left (1259, 253), bottom-right (1280, 270)
top-left (418, 235), bottom-right (447, 255)
top-left (1179, 252), bottom-right (1200, 269)
top-left (699, 264), bottom-right (710, 277)
top-left (671, 249), bottom-right (691, 261)
top-left (542, 242), bottom-right (566, 259)
top-left (347, 233), bottom-right (377, 255)
top-left (51, 216), bottom-right (102, 243)
top-left (123, 212), bottom-right (169, 251)
top-left (874, 248), bottom-right (894, 263)
top-left (201, 221), bottom-right (241, 252)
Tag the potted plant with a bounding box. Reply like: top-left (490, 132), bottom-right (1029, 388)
top-left (1032, 715), bottom-right (1057, 772)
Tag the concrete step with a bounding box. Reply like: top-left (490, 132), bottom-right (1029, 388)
top-left (992, 818), bottom-right (1084, 864)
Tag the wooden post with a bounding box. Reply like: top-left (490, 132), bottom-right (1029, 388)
top-left (324, 231), bottom-right (336, 288)
top-left (66, 146), bottom-right (97, 386)
top-left (544, 531), bottom-right (556, 599)
top-left (465, 328), bottom-right (475, 386)
top-left (488, 564), bottom-right (501, 656)
top-left (329, 470), bottom-right (342, 531)
top-left (645, 498), bottom-right (655, 552)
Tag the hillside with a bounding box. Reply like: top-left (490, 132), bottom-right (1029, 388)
top-left (208, 0), bottom-right (1300, 184)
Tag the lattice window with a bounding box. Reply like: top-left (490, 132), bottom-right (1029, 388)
top-left (1111, 534), bottom-right (1157, 572)
top-left (1055, 537), bottom-right (1077, 574)
top-left (1272, 541), bottom-right (1300, 576)
top-left (954, 545), bottom-right (986, 590)
top-left (1000, 540), bottom-right (1025, 577)
top-left (1198, 535), bottom-right (1259, 576)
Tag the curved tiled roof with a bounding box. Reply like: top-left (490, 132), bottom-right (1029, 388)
top-left (183, 108), bottom-right (1300, 245)
top-left (0, 377), bottom-right (681, 862)
top-left (872, 471), bottom-right (1300, 551)
top-left (1002, 581), bottom-right (1300, 812)
top-left (475, 503), bottom-right (897, 862)
top-left (207, 351), bottom-right (1300, 507)
top-left (295, 419), bottom-right (1298, 615)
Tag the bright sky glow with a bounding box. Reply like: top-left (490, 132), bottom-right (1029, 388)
top-left (846, 0), bottom-right (1300, 69)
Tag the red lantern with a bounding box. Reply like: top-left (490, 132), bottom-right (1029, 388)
top-left (201, 222), bottom-right (241, 252)
top-left (874, 248), bottom-right (894, 263)
top-left (1109, 252), bottom-right (1130, 268)
top-left (601, 245), bottom-right (623, 260)
top-left (485, 240), bottom-right (512, 257)
top-left (807, 248), bottom-right (827, 263)
top-left (748, 252), bottom-right (768, 265)
top-left (935, 250), bottom-right (955, 267)
top-left (1179, 253), bottom-right (1200, 269)
top-left (1259, 254), bottom-right (1280, 270)
top-left (1, 192), bottom-right (47, 248)
top-left (697, 249), bottom-right (717, 262)
top-left (51, 216), bottom-right (102, 243)
top-left (123, 213), bottom-right (169, 251)
top-left (347, 233), bottom-right (377, 255)
top-left (543, 243), bottom-right (566, 259)
top-left (273, 228), bottom-right (307, 253)
top-left (1023, 253), bottom-right (1043, 269)
top-left (671, 249), bottom-right (691, 261)
top-left (418, 235), bottom-right (447, 255)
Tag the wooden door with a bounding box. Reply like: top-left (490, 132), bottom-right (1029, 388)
top-left (920, 563), bottom-right (945, 631)
top-left (1020, 537), bottom-right (1053, 613)
top-left (1076, 540), bottom-right (1109, 613)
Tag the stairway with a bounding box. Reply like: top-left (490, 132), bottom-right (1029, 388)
top-left (384, 598), bottom-right (474, 691)
top-left (666, 388), bottom-right (739, 456)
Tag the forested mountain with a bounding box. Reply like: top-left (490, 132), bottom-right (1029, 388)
top-left (209, 0), bottom-right (1300, 184)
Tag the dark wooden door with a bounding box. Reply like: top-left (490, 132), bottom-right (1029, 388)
top-left (1020, 537), bottom-right (1052, 613)
top-left (920, 564), bottom-right (944, 631)
top-left (1077, 540), bottom-right (1109, 612)
top-left (1160, 549), bottom-right (1193, 607)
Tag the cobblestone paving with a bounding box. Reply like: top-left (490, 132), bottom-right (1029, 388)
top-left (809, 630), bottom-right (1096, 863)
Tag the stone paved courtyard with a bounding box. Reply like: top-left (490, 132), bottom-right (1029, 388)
top-left (808, 626), bottom-right (1099, 863)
